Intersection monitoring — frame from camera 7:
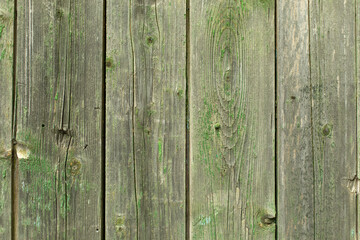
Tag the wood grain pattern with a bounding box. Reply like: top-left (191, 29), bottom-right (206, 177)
top-left (277, 1), bottom-right (315, 239)
top-left (1, 0), bottom-right (359, 238)
top-left (15, 0), bottom-right (103, 239)
top-left (0, 0), bottom-right (13, 238)
top-left (190, 0), bottom-right (275, 239)
top-left (106, 0), bottom-right (186, 239)
top-left (310, 0), bottom-right (357, 238)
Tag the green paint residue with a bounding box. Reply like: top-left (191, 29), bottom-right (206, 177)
top-left (17, 130), bottom-right (73, 230)
top-left (0, 25), bottom-right (5, 39)
top-left (115, 215), bottom-right (127, 237)
top-left (177, 89), bottom-right (184, 98)
top-left (0, 49), bottom-right (5, 61)
top-left (158, 140), bottom-right (162, 162)
top-left (106, 57), bottom-right (114, 69)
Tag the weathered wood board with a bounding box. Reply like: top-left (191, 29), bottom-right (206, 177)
top-left (310, 0), bottom-right (357, 238)
top-left (276, 1), bottom-right (315, 238)
top-left (277, 0), bottom-right (357, 239)
top-left (190, 0), bottom-right (276, 239)
top-left (0, 0), bottom-right (359, 239)
top-left (0, 0), bottom-right (13, 238)
top-left (106, 0), bottom-right (186, 239)
top-left (14, 0), bottom-right (103, 239)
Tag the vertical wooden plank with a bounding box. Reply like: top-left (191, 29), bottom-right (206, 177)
top-left (190, 0), bottom-right (275, 239)
top-left (132, 1), bottom-right (186, 236)
top-left (310, 0), bottom-right (357, 239)
top-left (277, 1), bottom-right (315, 239)
top-left (105, 0), bottom-right (136, 238)
top-left (0, 0), bottom-right (13, 238)
top-left (15, 0), bottom-right (103, 239)
top-left (106, 0), bottom-right (186, 239)
top-left (278, 0), bottom-right (357, 239)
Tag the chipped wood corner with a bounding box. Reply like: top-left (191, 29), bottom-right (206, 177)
top-left (346, 175), bottom-right (360, 194)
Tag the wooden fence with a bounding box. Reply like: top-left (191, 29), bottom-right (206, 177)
top-left (0, 0), bottom-right (359, 239)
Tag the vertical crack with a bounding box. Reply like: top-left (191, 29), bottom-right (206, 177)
top-left (307, 0), bottom-right (316, 237)
top-left (274, 0), bottom-right (278, 239)
top-left (101, 0), bottom-right (106, 239)
top-left (129, 0), bottom-right (139, 239)
top-left (11, 0), bottom-right (18, 238)
top-left (64, 136), bottom-right (72, 239)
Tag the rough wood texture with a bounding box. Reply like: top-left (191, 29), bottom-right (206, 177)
top-left (190, 0), bottom-right (275, 239)
top-left (310, 0), bottom-right (357, 238)
top-left (0, 0), bottom-right (13, 238)
top-left (1, 0), bottom-right (360, 238)
top-left (105, 0), bottom-right (136, 238)
top-left (15, 0), bottom-right (103, 239)
top-left (106, 0), bottom-right (186, 239)
top-left (278, 0), bottom-right (358, 239)
top-left (277, 1), bottom-right (315, 239)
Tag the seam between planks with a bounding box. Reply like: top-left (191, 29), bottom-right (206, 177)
top-left (185, 0), bottom-right (190, 238)
top-left (101, 0), bottom-right (106, 239)
top-left (274, 0), bottom-right (278, 238)
top-left (356, 0), bottom-right (359, 238)
top-left (11, 0), bottom-right (18, 238)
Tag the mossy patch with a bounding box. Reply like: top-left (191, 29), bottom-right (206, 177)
top-left (114, 215), bottom-right (127, 237)
top-left (106, 57), bottom-right (114, 69)
top-left (0, 24), bottom-right (5, 39)
top-left (69, 158), bottom-right (81, 176)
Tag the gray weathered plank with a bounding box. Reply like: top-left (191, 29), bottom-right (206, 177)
top-left (15, 0), bottom-right (103, 239)
top-left (276, 1), bottom-right (315, 239)
top-left (105, 0), bottom-right (137, 238)
top-left (190, 0), bottom-right (275, 239)
top-left (0, 0), bottom-right (13, 238)
top-left (278, 0), bottom-right (358, 239)
top-left (310, 0), bottom-right (357, 239)
top-left (106, 0), bottom-right (186, 239)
